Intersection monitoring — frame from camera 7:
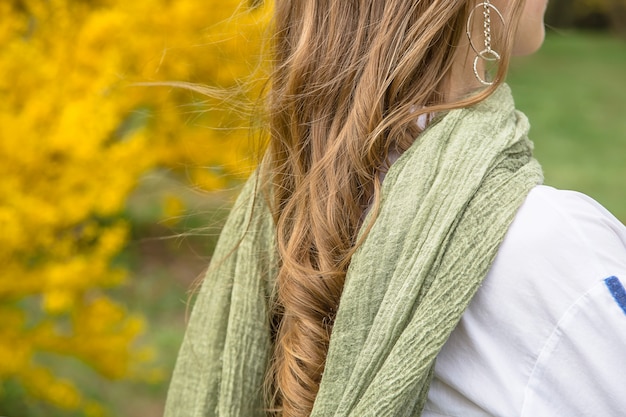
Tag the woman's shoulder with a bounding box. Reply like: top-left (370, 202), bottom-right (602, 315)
top-left (480, 184), bottom-right (626, 352)
top-left (496, 184), bottom-right (626, 291)
top-left (506, 184), bottom-right (626, 256)
top-left (424, 185), bottom-right (626, 417)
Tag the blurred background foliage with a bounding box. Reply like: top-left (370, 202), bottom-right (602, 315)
top-left (0, 0), bottom-right (270, 415)
top-left (0, 0), bottom-right (625, 416)
top-left (545, 0), bottom-right (626, 33)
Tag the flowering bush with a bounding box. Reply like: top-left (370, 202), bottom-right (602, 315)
top-left (0, 0), bottom-right (270, 414)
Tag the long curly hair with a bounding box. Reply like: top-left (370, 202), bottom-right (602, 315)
top-left (262, 1), bottom-right (526, 415)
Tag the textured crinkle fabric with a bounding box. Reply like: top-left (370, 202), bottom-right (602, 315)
top-left (164, 84), bottom-right (543, 417)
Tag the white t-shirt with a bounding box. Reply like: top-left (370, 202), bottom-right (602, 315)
top-left (423, 185), bottom-right (626, 416)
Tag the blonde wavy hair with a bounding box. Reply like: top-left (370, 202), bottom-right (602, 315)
top-left (261, 1), bottom-right (526, 415)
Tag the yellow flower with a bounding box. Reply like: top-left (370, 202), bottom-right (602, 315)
top-left (42, 290), bottom-right (76, 314)
top-left (0, 0), bottom-right (271, 413)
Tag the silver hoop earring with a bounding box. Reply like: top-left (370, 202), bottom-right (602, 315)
top-left (466, 1), bottom-right (505, 86)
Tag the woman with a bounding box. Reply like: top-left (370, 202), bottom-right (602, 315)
top-left (165, 1), bottom-right (626, 416)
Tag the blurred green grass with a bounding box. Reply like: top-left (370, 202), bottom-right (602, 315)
top-left (508, 31), bottom-right (626, 221)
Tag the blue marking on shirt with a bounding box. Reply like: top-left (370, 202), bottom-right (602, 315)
top-left (605, 276), bottom-right (626, 316)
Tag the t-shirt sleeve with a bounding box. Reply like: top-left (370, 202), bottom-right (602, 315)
top-left (520, 276), bottom-right (626, 417)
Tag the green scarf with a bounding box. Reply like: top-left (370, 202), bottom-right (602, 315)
top-left (164, 84), bottom-right (543, 417)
